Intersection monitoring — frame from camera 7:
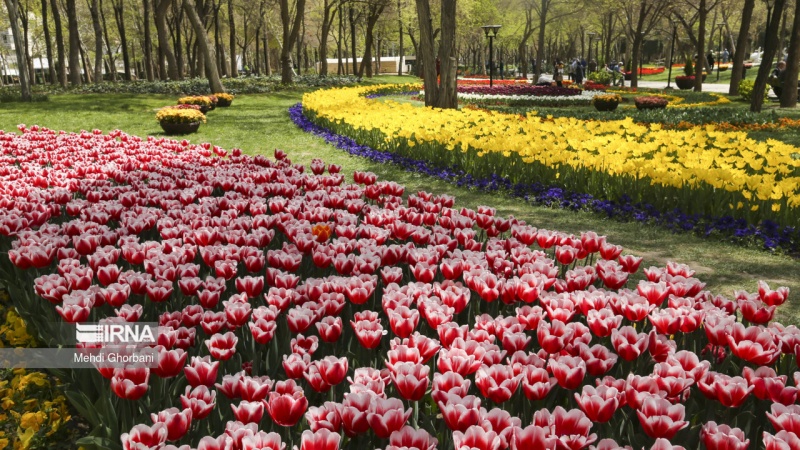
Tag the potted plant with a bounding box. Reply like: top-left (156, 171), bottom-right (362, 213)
top-left (634, 96), bottom-right (669, 110)
top-left (208, 95), bottom-right (219, 110)
top-left (593, 93), bottom-right (622, 111)
top-left (177, 96), bottom-right (214, 113)
top-left (157, 106), bottom-right (207, 135)
top-left (588, 70), bottom-right (612, 86)
top-left (215, 92), bottom-right (235, 107)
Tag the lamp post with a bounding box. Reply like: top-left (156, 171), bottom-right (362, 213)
top-left (666, 21), bottom-right (678, 89)
top-left (481, 25), bottom-right (501, 87)
top-left (716, 23), bottom-right (723, 80)
top-left (588, 32), bottom-right (597, 71)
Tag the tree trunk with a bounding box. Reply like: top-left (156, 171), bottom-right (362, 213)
top-left (89, 0), bottom-right (104, 83)
top-left (172, 0), bottom-right (184, 78)
top-left (729, 0), bottom-right (754, 95)
top-left (213, 3), bottom-right (226, 77)
top-left (100, 0), bottom-right (117, 81)
top-left (416, 0), bottom-right (455, 107)
top-left (264, 27), bottom-right (272, 76)
top-left (4, 0), bottom-right (31, 99)
top-left (49, 0), bottom-right (67, 86)
top-left (319, 0), bottom-right (335, 77)
top-left (228, 0), bottom-right (237, 77)
top-left (183, 0), bottom-right (224, 92)
top-left (694, 0), bottom-right (707, 92)
top-left (297, 19), bottom-right (303, 75)
top-left (80, 41), bottom-right (92, 83)
top-left (337, 3), bottom-right (343, 74)
top-left (155, 0), bottom-right (179, 79)
top-left (751, 0), bottom-right (787, 111)
top-left (780, 0), bottom-right (800, 107)
top-left (349, 7), bottom-right (357, 75)
top-left (359, 4), bottom-right (385, 78)
top-left (436, 0), bottom-right (457, 108)
top-left (19, 3), bottom-right (35, 86)
top-left (279, 0), bottom-right (305, 83)
top-left (41, 0), bottom-right (57, 84)
top-left (143, 0), bottom-right (155, 80)
top-left (398, 0), bottom-right (403, 75)
top-left (111, 0), bottom-right (131, 80)
top-left (534, 0), bottom-right (549, 79)
top-left (66, 0), bottom-right (82, 85)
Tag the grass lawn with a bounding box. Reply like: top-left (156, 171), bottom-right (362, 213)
top-left (638, 65), bottom-right (760, 84)
top-left (1, 76), bottom-right (799, 323)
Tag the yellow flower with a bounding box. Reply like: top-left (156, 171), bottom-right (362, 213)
top-left (16, 427), bottom-right (35, 450)
top-left (177, 95), bottom-right (213, 106)
top-left (156, 108), bottom-right (207, 124)
top-left (19, 411), bottom-right (45, 432)
top-left (301, 84), bottom-right (800, 227)
top-left (17, 373), bottom-right (47, 392)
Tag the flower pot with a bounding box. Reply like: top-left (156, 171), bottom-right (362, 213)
top-left (217, 98), bottom-right (233, 107)
top-left (594, 102), bottom-right (619, 111)
top-left (160, 121), bottom-right (201, 135)
top-left (199, 105), bottom-right (211, 114)
top-left (675, 77), bottom-right (694, 90)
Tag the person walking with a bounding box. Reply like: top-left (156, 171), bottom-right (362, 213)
top-left (554, 60), bottom-right (564, 86)
top-left (574, 59), bottom-right (584, 85)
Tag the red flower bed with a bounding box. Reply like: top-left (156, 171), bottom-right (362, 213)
top-left (0, 125), bottom-right (794, 450)
top-left (582, 81), bottom-right (608, 91)
top-left (458, 79), bottom-right (528, 86)
top-left (457, 85), bottom-right (581, 97)
top-left (634, 96), bottom-right (669, 110)
top-left (624, 67), bottom-right (666, 76)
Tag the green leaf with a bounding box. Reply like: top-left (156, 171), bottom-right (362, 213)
top-left (75, 435), bottom-right (121, 450)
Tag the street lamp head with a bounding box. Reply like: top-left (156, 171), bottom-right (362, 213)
top-left (481, 25), bottom-right (502, 38)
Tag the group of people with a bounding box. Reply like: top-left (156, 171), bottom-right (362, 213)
top-left (548, 58), bottom-right (600, 87)
top-left (533, 57), bottom-right (629, 88)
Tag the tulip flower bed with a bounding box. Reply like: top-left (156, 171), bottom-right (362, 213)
top-left (302, 84), bottom-right (800, 237)
top-left (0, 125), bottom-right (798, 450)
top-left (291, 103), bottom-right (800, 253)
top-left (457, 85), bottom-right (580, 97)
top-left (457, 91), bottom-right (600, 108)
top-left (458, 79), bottom-right (528, 86)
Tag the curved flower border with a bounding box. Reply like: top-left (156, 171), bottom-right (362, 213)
top-left (290, 103), bottom-right (798, 254)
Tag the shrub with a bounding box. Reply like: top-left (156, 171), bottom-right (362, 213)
top-left (738, 79), bottom-right (769, 102)
top-left (587, 70), bottom-right (611, 85)
top-left (0, 92), bottom-right (49, 103)
top-left (0, 75), bottom-right (361, 97)
top-left (156, 107), bottom-right (207, 124)
top-left (634, 96), bottom-right (669, 110)
top-left (684, 58), bottom-right (694, 76)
